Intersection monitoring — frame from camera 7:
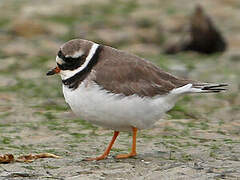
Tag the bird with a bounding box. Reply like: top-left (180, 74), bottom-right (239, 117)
top-left (47, 39), bottom-right (227, 161)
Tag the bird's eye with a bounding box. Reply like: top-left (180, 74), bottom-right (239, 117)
top-left (57, 50), bottom-right (86, 71)
top-left (64, 57), bottom-right (75, 63)
top-left (58, 50), bottom-right (65, 60)
top-left (57, 50), bottom-right (75, 63)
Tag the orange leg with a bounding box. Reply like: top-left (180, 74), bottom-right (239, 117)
top-left (115, 127), bottom-right (137, 159)
top-left (87, 131), bottom-right (119, 161)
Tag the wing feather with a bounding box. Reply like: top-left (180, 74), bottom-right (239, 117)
top-left (93, 46), bottom-right (191, 97)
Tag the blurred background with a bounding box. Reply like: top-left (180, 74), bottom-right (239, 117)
top-left (0, 0), bottom-right (239, 179)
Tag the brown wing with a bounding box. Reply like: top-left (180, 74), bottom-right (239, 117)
top-left (93, 46), bottom-right (192, 97)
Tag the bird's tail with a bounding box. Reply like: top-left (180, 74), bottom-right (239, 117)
top-left (191, 83), bottom-right (228, 93)
top-left (171, 83), bottom-right (228, 94)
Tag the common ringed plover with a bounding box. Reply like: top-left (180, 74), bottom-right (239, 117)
top-left (47, 39), bottom-right (227, 160)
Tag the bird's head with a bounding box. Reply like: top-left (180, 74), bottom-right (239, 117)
top-left (47, 39), bottom-right (99, 80)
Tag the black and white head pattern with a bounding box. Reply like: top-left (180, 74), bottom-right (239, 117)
top-left (56, 39), bottom-right (102, 89)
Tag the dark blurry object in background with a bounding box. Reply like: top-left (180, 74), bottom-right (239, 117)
top-left (164, 5), bottom-right (227, 54)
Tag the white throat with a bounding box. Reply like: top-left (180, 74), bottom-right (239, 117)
top-left (60, 43), bottom-right (99, 80)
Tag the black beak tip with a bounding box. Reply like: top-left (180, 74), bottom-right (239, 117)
top-left (46, 69), bottom-right (55, 76)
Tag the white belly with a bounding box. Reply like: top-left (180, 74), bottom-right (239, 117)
top-left (62, 81), bottom-right (179, 131)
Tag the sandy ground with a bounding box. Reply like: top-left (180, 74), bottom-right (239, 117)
top-left (0, 0), bottom-right (240, 179)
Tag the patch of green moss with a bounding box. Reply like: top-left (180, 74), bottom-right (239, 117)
top-left (0, 136), bottom-right (12, 144)
top-left (68, 118), bottom-right (97, 130)
top-left (45, 15), bottom-right (79, 26)
top-left (22, 166), bottom-right (35, 171)
top-left (43, 165), bottom-right (60, 169)
top-left (181, 153), bottom-right (193, 162)
top-left (200, 121), bottom-right (209, 130)
top-left (0, 18), bottom-right (10, 27)
top-left (70, 133), bottom-right (87, 139)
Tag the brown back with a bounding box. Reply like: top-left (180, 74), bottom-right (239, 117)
top-left (93, 45), bottom-right (192, 97)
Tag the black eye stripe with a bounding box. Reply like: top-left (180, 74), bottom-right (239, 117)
top-left (57, 57), bottom-right (86, 71)
top-left (58, 50), bottom-right (65, 60)
top-left (58, 50), bottom-right (84, 63)
top-left (64, 56), bottom-right (77, 63)
top-left (57, 50), bottom-right (89, 71)
top-left (57, 61), bottom-right (78, 70)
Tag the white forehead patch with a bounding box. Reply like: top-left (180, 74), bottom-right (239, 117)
top-left (66, 50), bottom-right (84, 58)
top-left (56, 56), bottom-right (64, 65)
top-left (60, 43), bottom-right (99, 80)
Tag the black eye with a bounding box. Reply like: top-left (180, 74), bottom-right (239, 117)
top-left (58, 50), bottom-right (76, 63)
top-left (57, 50), bottom-right (86, 71)
top-left (64, 56), bottom-right (76, 63)
top-left (58, 50), bottom-right (65, 60)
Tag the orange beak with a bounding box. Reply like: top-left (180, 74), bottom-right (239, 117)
top-left (46, 66), bottom-right (61, 76)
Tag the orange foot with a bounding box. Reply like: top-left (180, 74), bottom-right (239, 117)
top-left (115, 152), bottom-right (137, 159)
top-left (84, 127), bottom-right (138, 161)
top-left (85, 131), bottom-right (120, 161)
top-left (115, 127), bottom-right (138, 159)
